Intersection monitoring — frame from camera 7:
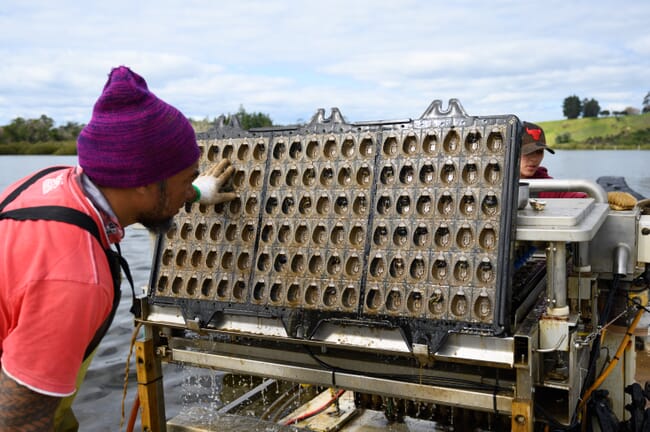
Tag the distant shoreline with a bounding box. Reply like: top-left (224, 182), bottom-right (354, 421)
top-left (1, 112), bottom-right (649, 154)
top-left (1, 142), bottom-right (648, 155)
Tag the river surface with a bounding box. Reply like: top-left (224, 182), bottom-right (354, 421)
top-left (0, 151), bottom-right (648, 431)
top-left (0, 155), bottom-right (215, 431)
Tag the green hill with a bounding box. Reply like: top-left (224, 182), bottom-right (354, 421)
top-left (538, 113), bottom-right (650, 150)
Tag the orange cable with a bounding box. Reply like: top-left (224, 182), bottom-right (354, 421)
top-left (578, 307), bottom-right (644, 422)
top-left (126, 394), bottom-right (140, 432)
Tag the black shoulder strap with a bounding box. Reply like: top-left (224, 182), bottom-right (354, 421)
top-left (0, 205), bottom-right (101, 242)
top-left (0, 167), bottom-right (101, 242)
top-left (0, 166), bottom-right (69, 212)
top-left (0, 167), bottom-right (136, 360)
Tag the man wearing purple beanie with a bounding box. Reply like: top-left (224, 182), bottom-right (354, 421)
top-left (0, 66), bottom-right (235, 430)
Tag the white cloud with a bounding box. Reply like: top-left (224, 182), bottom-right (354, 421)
top-left (1, 0), bottom-right (649, 125)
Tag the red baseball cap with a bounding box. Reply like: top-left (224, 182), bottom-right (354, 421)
top-left (521, 121), bottom-right (555, 155)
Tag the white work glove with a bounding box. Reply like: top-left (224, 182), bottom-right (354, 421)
top-left (192, 159), bottom-right (237, 205)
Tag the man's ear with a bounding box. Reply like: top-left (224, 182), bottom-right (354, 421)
top-left (136, 181), bottom-right (161, 194)
top-left (131, 183), bottom-right (160, 206)
top-left (133, 184), bottom-right (151, 197)
top-left (133, 183), bottom-right (155, 194)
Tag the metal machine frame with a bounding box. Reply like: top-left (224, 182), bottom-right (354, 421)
top-left (133, 100), bottom-right (649, 431)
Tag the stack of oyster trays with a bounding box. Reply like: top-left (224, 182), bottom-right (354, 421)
top-left (149, 100), bottom-right (521, 351)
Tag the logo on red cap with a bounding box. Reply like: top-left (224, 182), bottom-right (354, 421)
top-left (526, 127), bottom-right (542, 141)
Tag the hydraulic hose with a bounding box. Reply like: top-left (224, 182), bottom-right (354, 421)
top-left (282, 389), bottom-right (346, 426)
top-left (578, 306), bottom-right (644, 424)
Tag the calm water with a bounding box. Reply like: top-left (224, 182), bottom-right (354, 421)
top-left (0, 151), bottom-right (648, 430)
top-left (0, 155), bottom-right (200, 431)
top-left (543, 149), bottom-right (650, 198)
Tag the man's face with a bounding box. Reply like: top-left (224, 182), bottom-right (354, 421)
top-left (520, 150), bottom-right (544, 178)
top-left (139, 162), bottom-right (199, 234)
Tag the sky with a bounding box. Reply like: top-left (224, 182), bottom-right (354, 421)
top-left (1, 0), bottom-right (649, 127)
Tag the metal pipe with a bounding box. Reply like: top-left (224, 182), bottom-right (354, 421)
top-left (613, 243), bottom-right (631, 276)
top-left (546, 241), bottom-right (568, 315)
top-left (575, 242), bottom-right (591, 272)
top-left (171, 348), bottom-right (514, 413)
top-left (553, 242), bottom-right (567, 309)
top-left (526, 179), bottom-right (608, 203)
top-left (218, 379), bottom-right (276, 414)
top-left (535, 334), bottom-right (567, 353)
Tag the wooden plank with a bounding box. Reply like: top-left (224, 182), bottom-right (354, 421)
top-left (511, 399), bottom-right (533, 432)
top-left (135, 338), bottom-right (166, 432)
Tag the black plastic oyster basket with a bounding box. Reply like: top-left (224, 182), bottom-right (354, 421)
top-left (148, 99), bottom-right (521, 353)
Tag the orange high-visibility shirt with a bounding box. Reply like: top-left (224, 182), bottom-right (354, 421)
top-left (0, 167), bottom-right (115, 396)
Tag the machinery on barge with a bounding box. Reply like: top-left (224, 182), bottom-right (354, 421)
top-left (132, 100), bottom-right (650, 431)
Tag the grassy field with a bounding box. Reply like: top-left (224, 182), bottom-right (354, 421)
top-left (538, 112), bottom-right (650, 150)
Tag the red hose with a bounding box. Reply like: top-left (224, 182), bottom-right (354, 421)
top-left (283, 389), bottom-right (346, 426)
top-left (126, 394), bottom-right (140, 432)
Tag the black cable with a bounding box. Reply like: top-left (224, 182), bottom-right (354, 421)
top-left (493, 369), bottom-right (499, 414)
top-left (586, 275), bottom-right (621, 384)
top-left (597, 346), bottom-right (611, 378)
top-left (300, 344), bottom-right (508, 394)
top-left (570, 274), bottom-right (622, 427)
top-left (534, 402), bottom-right (576, 430)
top-left (537, 274), bottom-right (626, 431)
top-left (619, 285), bottom-right (648, 293)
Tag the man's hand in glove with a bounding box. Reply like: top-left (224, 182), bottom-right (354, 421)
top-left (192, 159), bottom-right (237, 205)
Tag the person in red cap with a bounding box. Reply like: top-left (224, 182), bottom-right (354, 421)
top-left (0, 66), bottom-right (236, 430)
top-left (520, 121), bottom-right (587, 198)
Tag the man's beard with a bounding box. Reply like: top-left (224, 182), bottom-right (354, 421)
top-left (138, 180), bottom-right (174, 234)
top-left (141, 215), bottom-right (174, 234)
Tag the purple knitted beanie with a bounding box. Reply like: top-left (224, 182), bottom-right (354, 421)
top-left (77, 66), bottom-right (200, 188)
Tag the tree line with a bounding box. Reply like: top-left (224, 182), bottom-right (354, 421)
top-left (0, 107), bottom-right (273, 155)
top-left (563, 91), bottom-right (650, 119)
top-left (0, 115), bottom-right (82, 155)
